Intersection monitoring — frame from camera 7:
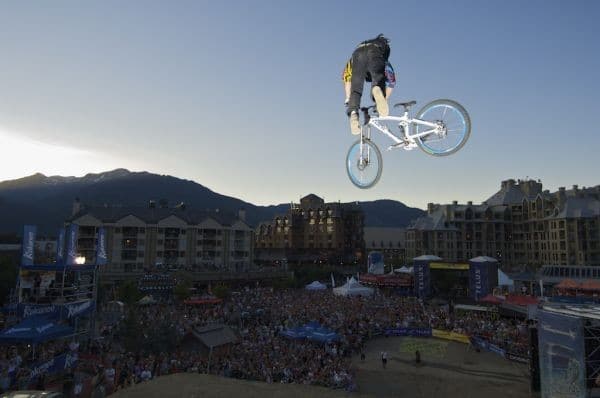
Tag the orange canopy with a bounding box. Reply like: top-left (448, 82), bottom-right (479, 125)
top-left (555, 279), bottom-right (580, 289)
top-left (580, 280), bottom-right (600, 291)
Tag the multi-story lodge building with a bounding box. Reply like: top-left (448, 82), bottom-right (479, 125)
top-left (364, 227), bottom-right (406, 267)
top-left (69, 200), bottom-right (254, 276)
top-left (255, 194), bottom-right (365, 264)
top-left (406, 179), bottom-right (600, 268)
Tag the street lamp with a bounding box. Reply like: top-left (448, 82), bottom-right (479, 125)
top-left (75, 256), bottom-right (86, 265)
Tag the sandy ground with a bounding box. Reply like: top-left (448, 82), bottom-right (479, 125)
top-left (354, 337), bottom-right (531, 398)
top-left (110, 337), bottom-right (531, 398)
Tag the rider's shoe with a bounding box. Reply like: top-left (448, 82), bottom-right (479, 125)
top-left (350, 112), bottom-right (360, 135)
top-left (372, 87), bottom-right (388, 117)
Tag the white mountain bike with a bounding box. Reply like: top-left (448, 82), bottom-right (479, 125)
top-left (346, 99), bottom-right (471, 189)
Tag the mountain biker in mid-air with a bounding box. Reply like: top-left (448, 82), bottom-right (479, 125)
top-left (343, 34), bottom-right (392, 135)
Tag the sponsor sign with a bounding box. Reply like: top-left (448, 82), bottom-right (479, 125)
top-left (430, 262), bottom-right (470, 270)
top-left (29, 352), bottom-right (78, 379)
top-left (21, 225), bottom-right (37, 266)
top-left (538, 310), bottom-right (586, 398)
top-left (21, 304), bottom-right (58, 319)
top-left (19, 300), bottom-right (94, 319)
top-left (384, 327), bottom-right (432, 337)
top-left (413, 262), bottom-right (431, 299)
top-left (432, 329), bottom-right (470, 344)
top-left (96, 227), bottom-right (108, 265)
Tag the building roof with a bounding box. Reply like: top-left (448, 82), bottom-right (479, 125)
top-left (192, 324), bottom-right (238, 348)
top-left (364, 227), bottom-right (405, 248)
top-left (413, 255), bottom-right (442, 261)
top-left (470, 256), bottom-right (498, 263)
top-left (71, 205), bottom-right (243, 227)
top-left (550, 197), bottom-right (600, 219)
top-left (408, 208), bottom-right (457, 231)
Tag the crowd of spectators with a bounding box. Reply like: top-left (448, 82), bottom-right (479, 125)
top-left (1, 286), bottom-right (530, 396)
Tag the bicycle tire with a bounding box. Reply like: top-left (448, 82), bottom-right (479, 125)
top-left (414, 99), bottom-right (471, 157)
top-left (346, 139), bottom-right (383, 189)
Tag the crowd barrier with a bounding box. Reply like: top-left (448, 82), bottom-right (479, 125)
top-left (431, 329), bottom-right (470, 344)
top-left (470, 336), bottom-right (528, 364)
top-left (384, 327), bottom-right (432, 337)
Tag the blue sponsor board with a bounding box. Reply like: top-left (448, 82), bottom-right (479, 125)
top-left (469, 262), bottom-right (486, 300)
top-left (413, 261), bottom-right (431, 299)
top-left (28, 352), bottom-right (78, 380)
top-left (19, 300), bottom-right (95, 319)
top-left (470, 336), bottom-right (506, 356)
top-left (96, 227), bottom-right (108, 265)
top-left (384, 327), bottom-right (432, 337)
top-left (56, 227), bottom-right (66, 264)
top-left (65, 224), bottom-right (79, 265)
top-left (538, 310), bottom-right (586, 398)
top-left (21, 225), bottom-right (37, 266)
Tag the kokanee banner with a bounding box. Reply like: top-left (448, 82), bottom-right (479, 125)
top-left (432, 329), bottom-right (470, 344)
top-left (56, 227), bottom-right (65, 264)
top-left (96, 227), bottom-right (107, 265)
top-left (65, 224), bottom-right (79, 265)
top-left (21, 225), bottom-right (37, 266)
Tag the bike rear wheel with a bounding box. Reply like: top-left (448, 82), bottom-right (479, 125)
top-left (414, 99), bottom-right (471, 156)
top-left (346, 139), bottom-right (383, 189)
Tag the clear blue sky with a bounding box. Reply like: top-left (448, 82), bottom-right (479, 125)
top-left (0, 0), bottom-right (598, 209)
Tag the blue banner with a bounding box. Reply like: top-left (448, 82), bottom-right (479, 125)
top-left (470, 336), bottom-right (506, 357)
top-left (413, 261), bottom-right (430, 299)
top-left (29, 352), bottom-right (78, 380)
top-left (469, 262), bottom-right (486, 300)
top-left (384, 327), bottom-right (432, 337)
top-left (65, 224), bottom-right (79, 266)
top-left (538, 310), bottom-right (586, 398)
top-left (21, 225), bottom-right (37, 266)
top-left (56, 227), bottom-right (66, 264)
top-left (96, 227), bottom-right (107, 265)
top-left (20, 304), bottom-right (59, 319)
top-left (19, 300), bottom-right (95, 319)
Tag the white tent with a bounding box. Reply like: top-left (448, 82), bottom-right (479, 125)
top-left (333, 277), bottom-right (374, 297)
top-left (138, 295), bottom-right (157, 305)
top-left (305, 281), bottom-right (327, 291)
top-left (394, 266), bottom-right (413, 274)
top-left (498, 269), bottom-right (514, 291)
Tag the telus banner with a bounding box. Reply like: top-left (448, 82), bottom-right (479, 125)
top-left (21, 225), bottom-right (37, 266)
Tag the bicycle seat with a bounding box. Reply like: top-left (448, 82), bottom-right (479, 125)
top-left (393, 100), bottom-right (417, 108)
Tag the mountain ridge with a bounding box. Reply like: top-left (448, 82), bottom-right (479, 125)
top-left (0, 169), bottom-right (425, 235)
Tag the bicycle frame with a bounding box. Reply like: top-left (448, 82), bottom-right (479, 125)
top-left (364, 109), bottom-right (442, 149)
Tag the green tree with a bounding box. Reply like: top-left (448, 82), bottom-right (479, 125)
top-left (173, 280), bottom-right (192, 301)
top-left (0, 256), bottom-right (18, 306)
top-left (212, 284), bottom-right (230, 299)
top-left (122, 309), bottom-right (143, 352)
top-left (117, 280), bottom-right (142, 305)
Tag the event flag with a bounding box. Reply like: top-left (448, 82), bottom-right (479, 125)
top-left (331, 273), bottom-right (335, 288)
top-left (56, 227), bottom-right (66, 264)
top-left (21, 225), bottom-right (37, 266)
top-left (96, 227), bottom-right (108, 265)
top-left (65, 224), bottom-right (79, 266)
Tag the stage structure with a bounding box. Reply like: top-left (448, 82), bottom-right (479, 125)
top-left (411, 255), bottom-right (499, 300)
top-left (1, 224), bottom-right (107, 343)
top-left (537, 306), bottom-right (600, 397)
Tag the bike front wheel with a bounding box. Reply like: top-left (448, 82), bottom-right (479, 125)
top-left (346, 139), bottom-right (383, 189)
top-left (414, 99), bottom-right (471, 156)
